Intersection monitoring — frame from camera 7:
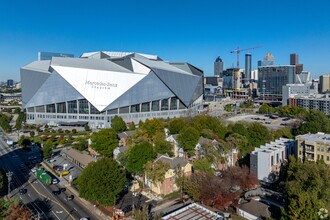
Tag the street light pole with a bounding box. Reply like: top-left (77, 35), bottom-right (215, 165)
top-left (6, 171), bottom-right (13, 196)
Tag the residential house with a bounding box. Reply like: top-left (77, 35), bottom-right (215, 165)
top-left (118, 130), bottom-right (136, 147)
top-left (195, 137), bottom-right (238, 171)
top-left (166, 134), bottom-right (184, 158)
top-left (236, 199), bottom-right (271, 220)
top-left (145, 155), bottom-right (192, 196)
top-left (250, 138), bottom-right (296, 182)
top-left (62, 148), bottom-right (97, 169)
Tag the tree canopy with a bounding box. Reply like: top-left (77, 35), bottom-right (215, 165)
top-left (193, 158), bottom-right (214, 174)
top-left (126, 142), bottom-right (156, 175)
top-left (43, 139), bottom-right (53, 158)
top-left (282, 156), bottom-right (330, 219)
top-left (168, 118), bottom-right (186, 134)
top-left (144, 160), bottom-right (170, 185)
top-left (0, 169), bottom-right (8, 192)
top-left (76, 158), bottom-right (126, 206)
top-left (178, 127), bottom-right (200, 156)
top-left (296, 110), bottom-right (330, 135)
top-left (91, 128), bottom-right (118, 157)
top-left (111, 116), bottom-right (127, 133)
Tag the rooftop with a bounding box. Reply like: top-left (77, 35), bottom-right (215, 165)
top-left (162, 203), bottom-right (223, 220)
top-left (63, 148), bottom-right (97, 167)
top-left (237, 200), bottom-right (271, 219)
top-left (296, 132), bottom-right (330, 143)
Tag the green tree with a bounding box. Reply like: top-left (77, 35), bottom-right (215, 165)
top-left (15, 112), bottom-right (26, 130)
top-left (72, 137), bottom-right (88, 151)
top-left (153, 131), bottom-right (173, 156)
top-left (43, 139), bottom-right (53, 158)
top-left (76, 158), bottom-right (126, 206)
top-left (128, 122), bottom-right (136, 131)
top-left (127, 142), bottom-right (156, 175)
top-left (111, 116), bottom-right (127, 133)
top-left (0, 199), bottom-right (12, 219)
top-left (282, 156), bottom-right (330, 219)
top-left (91, 128), bottom-right (118, 157)
top-left (191, 115), bottom-right (227, 140)
top-left (0, 113), bottom-right (11, 132)
top-left (18, 135), bottom-right (31, 147)
top-left (144, 160), bottom-right (170, 186)
top-left (296, 110), bottom-right (330, 135)
top-left (178, 127), bottom-right (199, 156)
top-left (140, 118), bottom-right (165, 138)
top-left (246, 122), bottom-right (272, 148)
top-left (0, 169), bottom-right (8, 192)
top-left (258, 103), bottom-right (270, 114)
top-left (168, 118), bottom-right (186, 134)
top-left (193, 158), bottom-right (214, 174)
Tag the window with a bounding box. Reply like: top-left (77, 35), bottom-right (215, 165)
top-left (78, 99), bottom-right (89, 114)
top-left (68, 100), bottom-right (77, 113)
top-left (130, 104), bottom-right (140, 113)
top-left (46, 104), bottom-right (55, 113)
top-left (57, 102), bottom-right (66, 114)
top-left (161, 99), bottom-right (169, 111)
top-left (170, 97), bottom-right (178, 110)
top-left (327, 156), bottom-right (329, 161)
top-left (151, 100), bottom-right (160, 111)
top-left (36, 106), bottom-right (45, 113)
top-left (90, 104), bottom-right (100, 114)
top-left (141, 102), bottom-right (150, 112)
top-left (119, 106), bottom-right (129, 114)
top-left (107, 109), bottom-right (118, 115)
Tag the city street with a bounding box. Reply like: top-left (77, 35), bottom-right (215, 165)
top-left (0, 133), bottom-right (98, 220)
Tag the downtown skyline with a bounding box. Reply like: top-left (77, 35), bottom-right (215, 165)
top-left (1, 0), bottom-right (330, 81)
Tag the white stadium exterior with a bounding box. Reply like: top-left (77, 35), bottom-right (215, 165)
top-left (21, 51), bottom-right (204, 128)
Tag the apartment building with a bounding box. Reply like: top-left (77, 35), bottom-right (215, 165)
top-left (250, 138), bottom-right (296, 182)
top-left (296, 132), bottom-right (330, 165)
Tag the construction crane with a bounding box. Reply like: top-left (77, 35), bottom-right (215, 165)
top-left (230, 46), bottom-right (262, 68)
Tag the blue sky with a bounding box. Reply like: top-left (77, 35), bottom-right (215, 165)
top-left (1, 0), bottom-right (330, 81)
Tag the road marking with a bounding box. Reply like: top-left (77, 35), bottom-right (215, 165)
top-left (74, 207), bottom-right (77, 211)
top-left (29, 181), bottom-right (75, 220)
top-left (28, 194), bottom-right (31, 197)
top-left (56, 211), bottom-right (63, 214)
top-left (52, 211), bottom-right (61, 220)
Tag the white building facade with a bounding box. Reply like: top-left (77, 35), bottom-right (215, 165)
top-left (250, 138), bottom-right (296, 182)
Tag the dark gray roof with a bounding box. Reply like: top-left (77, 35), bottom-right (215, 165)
top-left (118, 130), bottom-right (136, 139)
top-left (155, 155), bottom-right (189, 169)
top-left (237, 200), bottom-right (271, 218)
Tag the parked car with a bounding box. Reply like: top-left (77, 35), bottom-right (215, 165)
top-left (59, 187), bottom-right (66, 192)
top-left (67, 195), bottom-right (74, 201)
top-left (19, 188), bottom-right (27, 195)
top-left (52, 179), bottom-right (59, 184)
top-left (52, 190), bottom-right (61, 195)
top-left (47, 159), bottom-right (56, 163)
top-left (60, 171), bottom-right (70, 176)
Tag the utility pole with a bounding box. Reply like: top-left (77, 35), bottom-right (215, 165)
top-left (6, 171), bottom-right (13, 196)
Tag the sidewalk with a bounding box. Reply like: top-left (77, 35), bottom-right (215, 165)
top-left (41, 162), bottom-right (111, 220)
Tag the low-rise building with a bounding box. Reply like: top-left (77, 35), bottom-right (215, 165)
top-left (250, 138), bottom-right (296, 182)
top-left (118, 130), bottom-right (136, 147)
top-left (62, 148), bottom-right (97, 169)
top-left (162, 203), bottom-right (224, 220)
top-left (145, 155), bottom-right (192, 196)
top-left (296, 132), bottom-right (330, 165)
top-left (236, 199), bottom-right (271, 220)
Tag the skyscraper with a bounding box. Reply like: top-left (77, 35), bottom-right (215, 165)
top-left (214, 56), bottom-right (224, 77)
top-left (245, 54), bottom-right (252, 84)
top-left (258, 65), bottom-right (296, 100)
top-left (290, 53), bottom-right (303, 74)
top-left (258, 52), bottom-right (274, 67)
top-left (290, 53), bottom-right (298, 65)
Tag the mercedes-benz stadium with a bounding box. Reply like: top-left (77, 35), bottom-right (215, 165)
top-left (21, 51), bottom-right (204, 128)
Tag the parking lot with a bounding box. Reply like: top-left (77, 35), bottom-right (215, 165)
top-left (225, 113), bottom-right (297, 129)
top-left (46, 149), bottom-right (82, 182)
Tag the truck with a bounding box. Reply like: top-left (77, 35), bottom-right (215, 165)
top-left (36, 169), bottom-right (52, 185)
